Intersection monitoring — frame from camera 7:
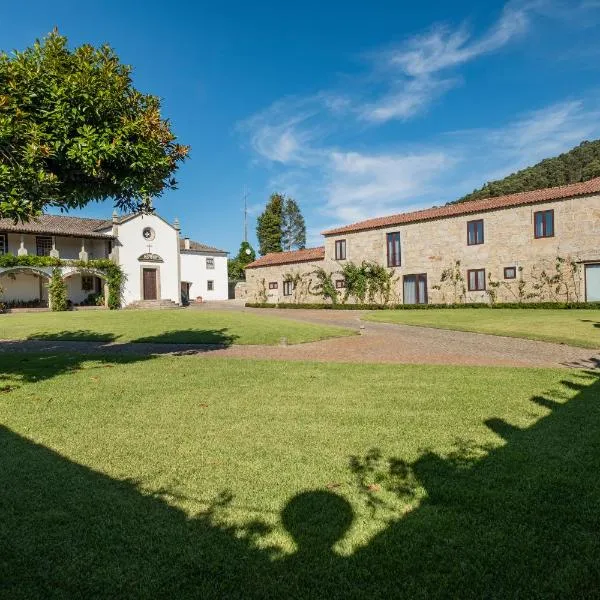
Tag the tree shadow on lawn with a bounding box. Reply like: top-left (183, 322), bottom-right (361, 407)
top-left (132, 327), bottom-right (239, 346)
top-left (1, 369), bottom-right (599, 598)
top-left (26, 329), bottom-right (119, 342)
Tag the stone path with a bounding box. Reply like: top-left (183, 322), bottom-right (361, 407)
top-left (1, 305), bottom-right (599, 369)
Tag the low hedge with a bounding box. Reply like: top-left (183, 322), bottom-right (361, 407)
top-left (245, 301), bottom-right (600, 310)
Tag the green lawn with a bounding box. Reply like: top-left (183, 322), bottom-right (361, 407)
top-left (1, 353), bottom-right (598, 598)
top-left (363, 308), bottom-right (600, 348)
top-left (0, 309), bottom-right (354, 345)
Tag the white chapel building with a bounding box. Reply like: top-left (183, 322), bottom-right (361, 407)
top-left (0, 211), bottom-right (228, 308)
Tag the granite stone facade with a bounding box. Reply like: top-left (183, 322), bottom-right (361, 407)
top-left (245, 189), bottom-right (600, 305)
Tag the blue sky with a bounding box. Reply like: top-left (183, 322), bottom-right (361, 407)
top-left (2, 1), bottom-right (600, 253)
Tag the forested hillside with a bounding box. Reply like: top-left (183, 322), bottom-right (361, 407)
top-left (452, 140), bottom-right (600, 204)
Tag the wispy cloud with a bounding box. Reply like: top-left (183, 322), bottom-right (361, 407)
top-left (237, 1), bottom-right (600, 232)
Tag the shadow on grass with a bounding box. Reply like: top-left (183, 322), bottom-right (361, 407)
top-left (26, 330), bottom-right (119, 343)
top-left (132, 328), bottom-right (239, 346)
top-left (0, 365), bottom-right (599, 598)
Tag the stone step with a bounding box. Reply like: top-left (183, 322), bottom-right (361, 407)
top-left (125, 299), bottom-right (182, 310)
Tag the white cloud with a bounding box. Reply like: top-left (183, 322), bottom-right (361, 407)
top-left (324, 151), bottom-right (455, 222)
top-left (360, 3), bottom-right (531, 122)
top-left (237, 1), bottom-right (600, 231)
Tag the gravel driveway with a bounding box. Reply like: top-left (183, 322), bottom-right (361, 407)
top-left (2, 305), bottom-right (599, 369)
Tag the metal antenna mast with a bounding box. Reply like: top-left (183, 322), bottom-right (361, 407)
top-left (243, 186), bottom-right (249, 243)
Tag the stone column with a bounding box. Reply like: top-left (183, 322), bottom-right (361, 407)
top-left (110, 210), bottom-right (119, 262)
top-left (79, 238), bottom-right (88, 262)
top-left (17, 234), bottom-right (27, 256)
top-left (50, 236), bottom-right (59, 258)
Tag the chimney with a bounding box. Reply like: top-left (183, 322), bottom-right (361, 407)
top-left (184, 237), bottom-right (190, 250)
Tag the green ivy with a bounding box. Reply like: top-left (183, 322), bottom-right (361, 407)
top-left (0, 255), bottom-right (125, 309)
top-left (48, 268), bottom-right (68, 311)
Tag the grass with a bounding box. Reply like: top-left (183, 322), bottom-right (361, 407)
top-left (363, 308), bottom-right (600, 348)
top-left (0, 309), bottom-right (354, 345)
top-left (1, 353), bottom-right (598, 598)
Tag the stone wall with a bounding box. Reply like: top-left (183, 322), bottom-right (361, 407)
top-left (245, 193), bottom-right (600, 304)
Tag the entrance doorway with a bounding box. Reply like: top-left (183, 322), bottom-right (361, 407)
top-left (585, 264), bottom-right (600, 302)
top-left (403, 273), bottom-right (428, 304)
top-left (142, 268), bottom-right (158, 300)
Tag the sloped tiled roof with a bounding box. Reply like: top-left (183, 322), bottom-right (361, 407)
top-left (245, 247), bottom-right (325, 269)
top-left (322, 177), bottom-right (600, 236)
top-left (0, 214), bottom-right (114, 238)
top-left (180, 239), bottom-right (228, 255)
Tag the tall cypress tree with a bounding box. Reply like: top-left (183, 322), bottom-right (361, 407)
top-left (282, 197), bottom-right (306, 251)
top-left (256, 193), bottom-right (283, 255)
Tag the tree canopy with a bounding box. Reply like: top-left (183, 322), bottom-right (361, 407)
top-left (228, 240), bottom-right (256, 281)
top-left (453, 140), bottom-right (600, 205)
top-left (0, 31), bottom-right (189, 221)
top-left (256, 193), bottom-right (305, 255)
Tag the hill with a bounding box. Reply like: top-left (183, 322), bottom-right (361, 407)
top-left (452, 140), bottom-right (600, 204)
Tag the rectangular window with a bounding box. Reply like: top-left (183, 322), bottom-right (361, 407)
top-left (36, 236), bottom-right (52, 257)
top-left (504, 266), bottom-right (517, 280)
top-left (386, 232), bottom-right (401, 267)
top-left (335, 279), bottom-right (346, 289)
top-left (335, 239), bottom-right (346, 261)
top-left (467, 219), bottom-right (484, 245)
top-left (268, 281), bottom-right (278, 290)
top-left (283, 280), bottom-right (295, 296)
top-left (81, 276), bottom-right (94, 291)
top-left (467, 269), bottom-right (486, 291)
top-left (534, 210), bottom-right (554, 238)
top-left (206, 257), bottom-right (215, 269)
top-left (0, 233), bottom-right (7, 255)
top-left (403, 274), bottom-right (428, 305)
top-left (207, 280), bottom-right (214, 291)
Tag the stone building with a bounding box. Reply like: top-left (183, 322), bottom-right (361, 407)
top-left (245, 178), bottom-right (600, 305)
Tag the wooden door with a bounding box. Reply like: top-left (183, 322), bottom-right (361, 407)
top-left (142, 268), bottom-right (157, 300)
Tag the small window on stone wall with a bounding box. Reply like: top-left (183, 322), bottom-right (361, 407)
top-left (268, 282), bottom-right (278, 289)
top-left (335, 279), bottom-right (346, 289)
top-left (207, 280), bottom-right (214, 291)
top-left (504, 267), bottom-right (517, 280)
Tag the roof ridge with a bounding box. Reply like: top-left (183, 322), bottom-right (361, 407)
top-left (322, 177), bottom-right (600, 236)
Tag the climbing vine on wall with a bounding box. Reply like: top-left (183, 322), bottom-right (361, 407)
top-left (0, 255), bottom-right (125, 309)
top-left (340, 261), bottom-right (396, 305)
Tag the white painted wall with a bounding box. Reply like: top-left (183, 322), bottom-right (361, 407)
top-left (5, 233), bottom-right (110, 259)
top-left (115, 214), bottom-right (180, 305)
top-left (180, 252), bottom-right (228, 301)
top-left (0, 273), bottom-right (42, 302)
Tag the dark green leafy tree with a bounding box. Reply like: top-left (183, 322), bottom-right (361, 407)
top-left (281, 197), bottom-right (306, 251)
top-left (453, 140), bottom-right (600, 205)
top-left (256, 193), bottom-right (283, 255)
top-left (0, 30), bottom-right (189, 222)
top-left (228, 241), bottom-right (256, 280)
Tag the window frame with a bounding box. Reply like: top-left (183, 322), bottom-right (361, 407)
top-left (534, 209), bottom-right (554, 239)
top-left (503, 266), bottom-right (517, 280)
top-left (467, 268), bottom-right (486, 291)
top-left (36, 236), bottom-right (53, 257)
top-left (81, 275), bottom-right (94, 291)
top-left (283, 280), bottom-right (295, 296)
top-left (0, 233), bottom-right (7, 256)
top-left (334, 239), bottom-right (346, 261)
top-left (335, 279), bottom-right (346, 289)
top-left (467, 219), bottom-right (484, 246)
top-left (206, 257), bottom-right (215, 269)
top-left (207, 280), bottom-right (214, 291)
top-left (268, 281), bottom-right (278, 290)
top-left (386, 231), bottom-right (401, 267)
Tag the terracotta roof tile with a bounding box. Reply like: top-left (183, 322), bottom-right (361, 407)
top-left (0, 214), bottom-right (114, 238)
top-left (245, 247), bottom-right (325, 269)
top-left (322, 177), bottom-right (600, 236)
top-left (180, 239), bottom-right (228, 255)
